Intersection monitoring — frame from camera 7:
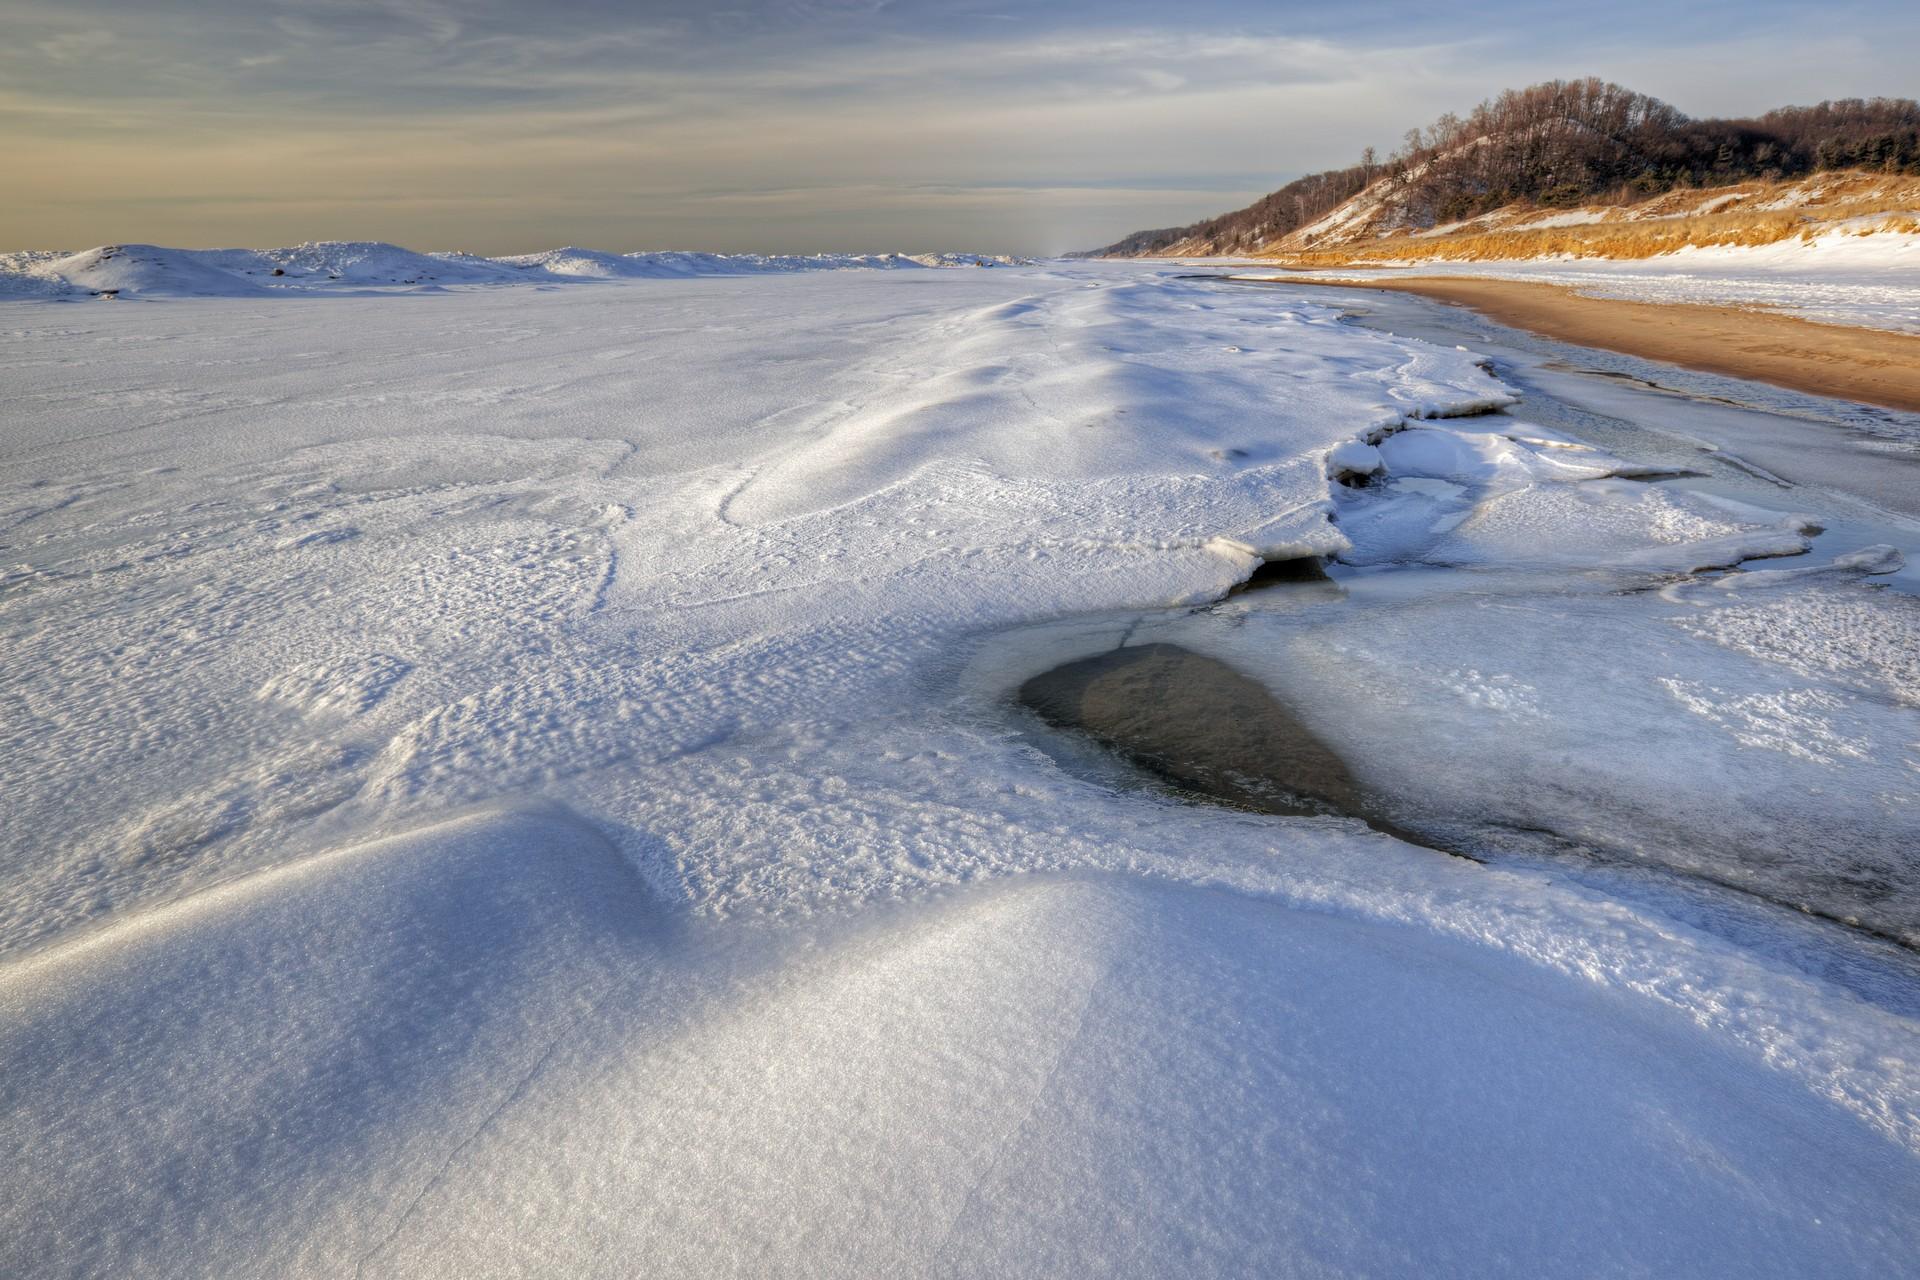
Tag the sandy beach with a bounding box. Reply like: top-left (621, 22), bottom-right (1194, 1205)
top-left (1264, 275), bottom-right (1920, 413)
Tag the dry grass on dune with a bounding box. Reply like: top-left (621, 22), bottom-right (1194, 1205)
top-left (1264, 173), bottom-right (1920, 266)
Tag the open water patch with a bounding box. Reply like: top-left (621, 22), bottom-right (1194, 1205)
top-left (1017, 640), bottom-right (1456, 855)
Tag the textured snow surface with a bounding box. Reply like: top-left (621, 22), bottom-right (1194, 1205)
top-left (3, 264), bottom-right (1918, 1276)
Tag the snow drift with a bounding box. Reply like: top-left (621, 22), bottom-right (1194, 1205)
top-left (0, 241), bottom-right (1032, 299)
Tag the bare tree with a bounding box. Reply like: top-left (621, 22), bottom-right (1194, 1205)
top-left (1089, 81), bottom-right (1920, 256)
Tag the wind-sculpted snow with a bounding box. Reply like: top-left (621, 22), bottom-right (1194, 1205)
top-left (496, 247), bottom-right (1029, 278)
top-left (0, 240), bottom-right (1032, 298)
top-left (2, 244), bottom-right (279, 298)
top-left (2, 269), bottom-right (1514, 950)
top-left (2, 263), bottom-right (1918, 1276)
top-left (0, 809), bottom-right (654, 1277)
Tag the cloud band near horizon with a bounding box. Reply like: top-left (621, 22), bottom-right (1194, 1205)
top-left (5, 0), bottom-right (1916, 255)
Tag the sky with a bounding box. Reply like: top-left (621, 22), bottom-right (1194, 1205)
top-left (4, 0), bottom-right (1917, 255)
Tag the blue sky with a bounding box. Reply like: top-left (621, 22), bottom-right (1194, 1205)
top-left (5, 0), bottom-right (1916, 253)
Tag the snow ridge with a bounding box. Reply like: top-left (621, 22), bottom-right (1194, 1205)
top-left (0, 242), bottom-right (1035, 300)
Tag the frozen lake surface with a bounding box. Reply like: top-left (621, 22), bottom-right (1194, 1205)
top-left (3, 263), bottom-right (1918, 1276)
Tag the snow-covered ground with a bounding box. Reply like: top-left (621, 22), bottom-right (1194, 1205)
top-left (1234, 227), bottom-right (1920, 334)
top-left (3, 262), bottom-right (1918, 1276)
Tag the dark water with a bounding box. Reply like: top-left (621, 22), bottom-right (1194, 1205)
top-left (1018, 641), bottom-right (1452, 854)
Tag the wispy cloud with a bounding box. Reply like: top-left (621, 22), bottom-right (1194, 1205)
top-left (34, 27), bottom-right (118, 62)
top-left (4, 0), bottom-right (1916, 253)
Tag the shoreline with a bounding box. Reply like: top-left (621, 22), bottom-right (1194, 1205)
top-left (1235, 274), bottom-right (1920, 415)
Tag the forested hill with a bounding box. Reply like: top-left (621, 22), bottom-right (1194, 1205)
top-left (1090, 79), bottom-right (1920, 257)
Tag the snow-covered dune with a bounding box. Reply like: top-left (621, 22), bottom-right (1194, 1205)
top-left (486, 247), bottom-right (1027, 278)
top-left (0, 241), bottom-right (1031, 298)
top-left (0, 808), bottom-right (654, 1276)
top-left (492, 245), bottom-right (671, 277)
top-left (11, 818), bottom-right (1914, 1277)
top-left (2, 243), bottom-right (276, 298)
top-left (0, 240), bottom-right (511, 297)
top-left (260, 240), bottom-right (525, 285)
top-left (356, 873), bottom-right (1919, 1278)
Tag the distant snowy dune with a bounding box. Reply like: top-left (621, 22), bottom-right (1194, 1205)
top-left (0, 241), bottom-right (1034, 300)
